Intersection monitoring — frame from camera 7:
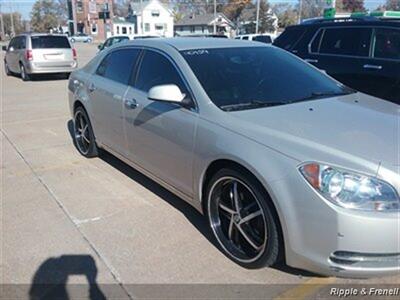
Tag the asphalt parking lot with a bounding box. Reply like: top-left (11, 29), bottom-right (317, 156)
top-left (1, 43), bottom-right (399, 299)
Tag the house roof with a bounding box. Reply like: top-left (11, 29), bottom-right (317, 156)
top-left (130, 0), bottom-right (170, 14)
top-left (112, 17), bottom-right (135, 25)
top-left (175, 13), bottom-right (234, 27)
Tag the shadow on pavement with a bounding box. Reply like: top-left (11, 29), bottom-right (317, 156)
top-left (7, 72), bottom-right (68, 81)
top-left (66, 120), bottom-right (319, 279)
top-left (29, 254), bottom-right (106, 300)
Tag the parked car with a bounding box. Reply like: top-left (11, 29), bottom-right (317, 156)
top-left (273, 17), bottom-right (400, 103)
top-left (3, 33), bottom-right (77, 81)
top-left (69, 33), bottom-right (93, 43)
top-left (98, 36), bottom-right (130, 52)
top-left (68, 38), bottom-right (399, 278)
top-left (235, 34), bottom-right (274, 43)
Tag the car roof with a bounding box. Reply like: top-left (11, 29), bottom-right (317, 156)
top-left (120, 37), bottom-right (265, 51)
top-left (288, 18), bottom-right (400, 30)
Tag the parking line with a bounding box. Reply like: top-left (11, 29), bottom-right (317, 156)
top-left (273, 277), bottom-right (337, 300)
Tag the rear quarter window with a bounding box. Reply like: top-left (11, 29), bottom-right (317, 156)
top-left (31, 36), bottom-right (71, 49)
top-left (273, 27), bottom-right (307, 50)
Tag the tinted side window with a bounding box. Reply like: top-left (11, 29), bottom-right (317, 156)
top-left (135, 51), bottom-right (186, 93)
top-left (273, 27), bottom-right (307, 50)
top-left (96, 48), bottom-right (140, 85)
top-left (373, 28), bottom-right (400, 60)
top-left (253, 35), bottom-right (272, 44)
top-left (242, 36), bottom-right (249, 40)
top-left (319, 27), bottom-right (371, 56)
top-left (8, 38), bottom-right (16, 49)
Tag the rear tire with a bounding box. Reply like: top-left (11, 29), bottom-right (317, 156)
top-left (73, 106), bottom-right (98, 158)
top-left (20, 63), bottom-right (30, 81)
top-left (206, 168), bottom-right (282, 269)
top-left (4, 61), bottom-right (11, 76)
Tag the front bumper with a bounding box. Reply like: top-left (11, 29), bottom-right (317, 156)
top-left (26, 60), bottom-right (78, 74)
top-left (269, 170), bottom-right (400, 278)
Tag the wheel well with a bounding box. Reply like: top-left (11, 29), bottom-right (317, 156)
top-left (73, 100), bottom-right (85, 113)
top-left (201, 159), bottom-right (286, 262)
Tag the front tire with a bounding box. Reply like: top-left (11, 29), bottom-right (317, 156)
top-left (73, 106), bottom-right (98, 158)
top-left (206, 168), bottom-right (282, 269)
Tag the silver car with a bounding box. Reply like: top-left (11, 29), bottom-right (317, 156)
top-left (68, 38), bottom-right (400, 278)
top-left (3, 33), bottom-right (77, 81)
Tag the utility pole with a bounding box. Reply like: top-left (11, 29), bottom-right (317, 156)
top-left (0, 1), bottom-right (5, 40)
top-left (298, 0), bottom-right (303, 24)
top-left (140, 0), bottom-right (143, 34)
top-left (213, 0), bottom-right (216, 34)
top-left (255, 0), bottom-right (260, 34)
top-left (9, 2), bottom-right (14, 36)
top-left (70, 0), bottom-right (77, 35)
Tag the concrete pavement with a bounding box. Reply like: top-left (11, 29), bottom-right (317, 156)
top-left (1, 43), bottom-right (399, 299)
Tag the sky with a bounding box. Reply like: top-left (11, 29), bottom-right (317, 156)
top-left (0, 0), bottom-right (389, 20)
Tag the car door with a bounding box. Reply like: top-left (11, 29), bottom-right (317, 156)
top-left (122, 49), bottom-right (198, 197)
top-left (304, 27), bottom-right (372, 92)
top-left (89, 48), bottom-right (141, 155)
top-left (6, 37), bottom-right (18, 72)
top-left (361, 27), bottom-right (400, 103)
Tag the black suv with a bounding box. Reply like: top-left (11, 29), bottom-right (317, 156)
top-left (273, 18), bottom-right (400, 104)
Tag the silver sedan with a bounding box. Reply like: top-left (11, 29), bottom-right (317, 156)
top-left (68, 38), bottom-right (400, 278)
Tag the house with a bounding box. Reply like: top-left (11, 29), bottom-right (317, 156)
top-left (72, 0), bottom-right (114, 40)
top-left (174, 13), bottom-right (235, 37)
top-left (238, 6), bottom-right (278, 35)
top-left (112, 17), bottom-right (135, 37)
top-left (129, 0), bottom-right (174, 37)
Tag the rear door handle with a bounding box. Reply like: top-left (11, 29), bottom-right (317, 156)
top-left (124, 99), bottom-right (138, 109)
top-left (305, 58), bottom-right (318, 63)
top-left (363, 64), bottom-right (382, 70)
top-left (88, 83), bottom-right (96, 92)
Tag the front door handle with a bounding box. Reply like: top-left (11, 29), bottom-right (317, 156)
top-left (363, 64), bottom-right (382, 70)
top-left (305, 58), bottom-right (318, 64)
top-left (124, 99), bottom-right (138, 109)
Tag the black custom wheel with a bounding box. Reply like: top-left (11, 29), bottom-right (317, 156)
top-left (206, 168), bottom-right (282, 268)
top-left (20, 63), bottom-right (30, 81)
top-left (73, 107), bottom-right (98, 158)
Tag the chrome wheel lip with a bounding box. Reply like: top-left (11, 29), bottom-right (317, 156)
top-left (74, 110), bottom-right (90, 155)
top-left (207, 176), bottom-right (268, 263)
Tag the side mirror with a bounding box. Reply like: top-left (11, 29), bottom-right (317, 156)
top-left (97, 43), bottom-right (103, 50)
top-left (148, 84), bottom-right (185, 104)
top-left (2, 46), bottom-right (7, 51)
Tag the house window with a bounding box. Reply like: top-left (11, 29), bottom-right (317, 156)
top-left (129, 27), bottom-right (132, 34)
top-left (91, 23), bottom-right (97, 35)
top-left (76, 1), bottom-right (83, 13)
top-left (122, 26), bottom-right (127, 34)
top-left (116, 26), bottom-right (120, 34)
top-left (190, 26), bottom-right (195, 33)
top-left (155, 24), bottom-right (164, 31)
top-left (151, 10), bottom-right (160, 17)
top-left (144, 23), bottom-right (150, 32)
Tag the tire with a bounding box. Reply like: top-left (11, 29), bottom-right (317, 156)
top-left (4, 60), bottom-right (11, 76)
top-left (87, 39), bottom-right (92, 43)
top-left (20, 63), bottom-right (30, 81)
top-left (73, 106), bottom-right (98, 158)
top-left (206, 168), bottom-right (282, 269)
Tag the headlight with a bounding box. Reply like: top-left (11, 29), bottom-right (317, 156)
top-left (299, 163), bottom-right (399, 212)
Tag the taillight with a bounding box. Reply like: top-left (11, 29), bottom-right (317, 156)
top-left (72, 48), bottom-right (77, 60)
top-left (26, 50), bottom-right (33, 61)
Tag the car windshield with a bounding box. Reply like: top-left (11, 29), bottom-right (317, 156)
top-left (181, 47), bottom-right (353, 111)
top-left (31, 36), bottom-right (71, 49)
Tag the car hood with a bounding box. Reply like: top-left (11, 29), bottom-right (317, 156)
top-left (226, 93), bottom-right (400, 175)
